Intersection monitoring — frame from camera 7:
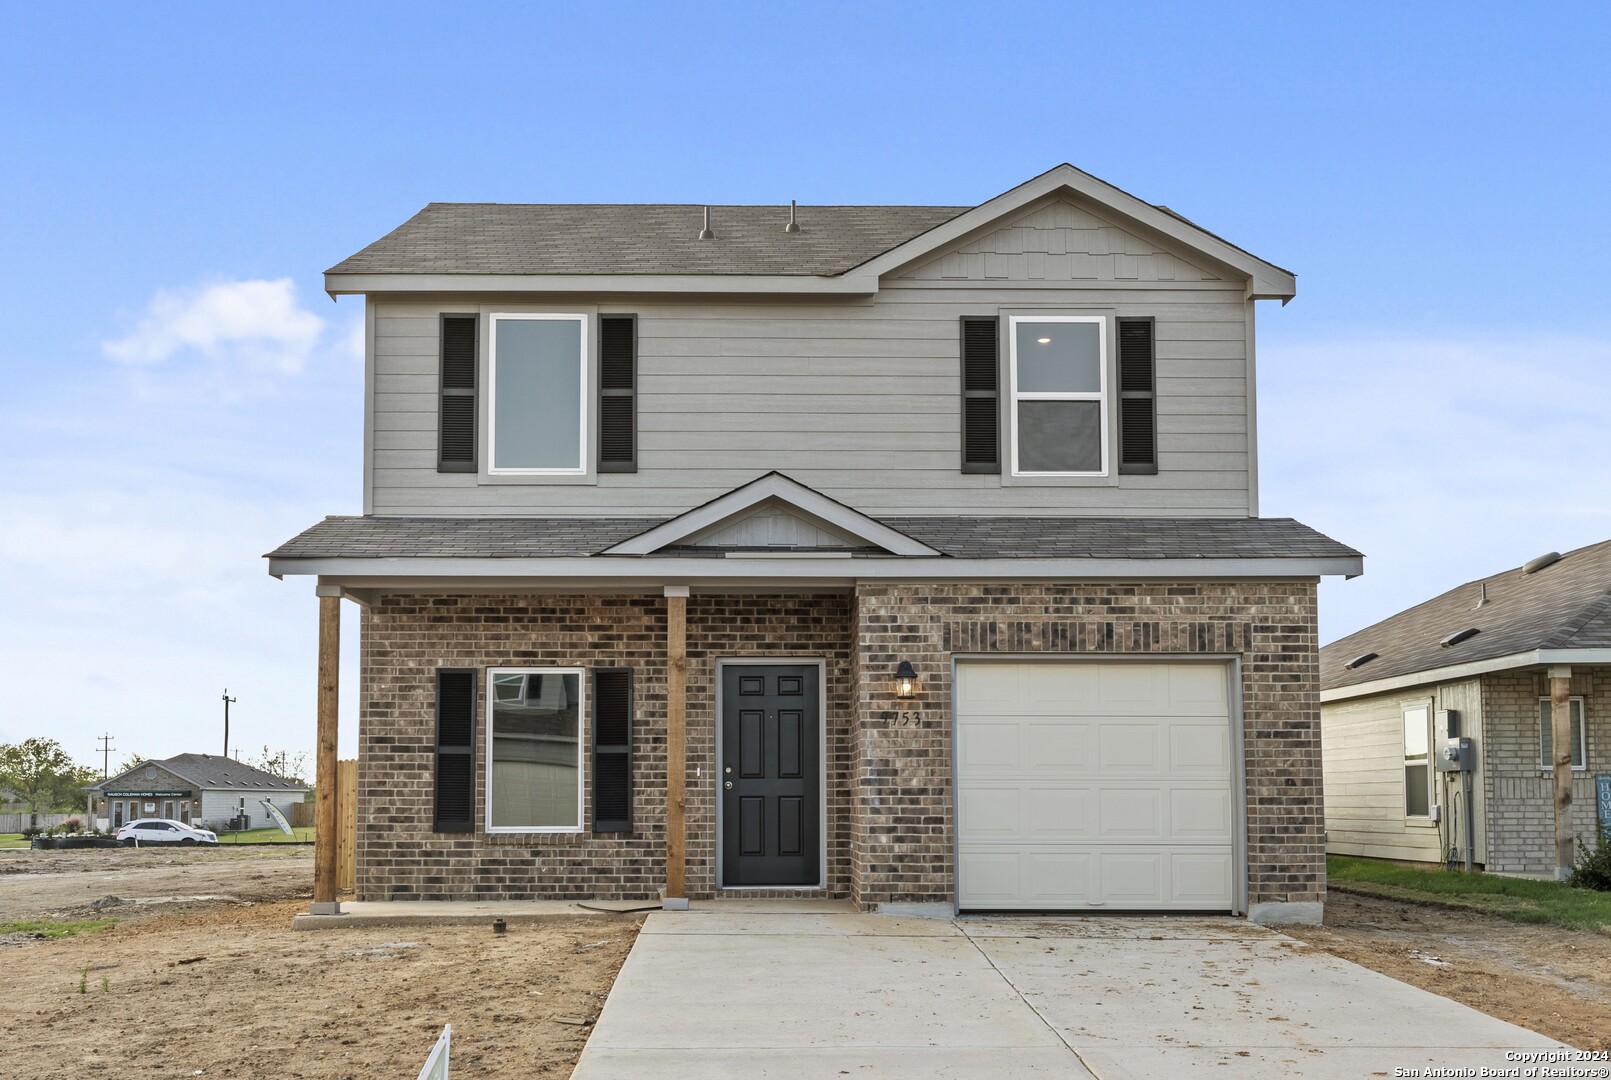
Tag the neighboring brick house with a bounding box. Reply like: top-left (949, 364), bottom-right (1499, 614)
top-left (1320, 539), bottom-right (1611, 877)
top-left (268, 164), bottom-right (1360, 923)
top-left (85, 754), bottom-right (307, 831)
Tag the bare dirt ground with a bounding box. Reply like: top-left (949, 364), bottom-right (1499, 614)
top-left (1284, 887), bottom-right (1611, 1051)
top-left (0, 847), bottom-right (641, 1079)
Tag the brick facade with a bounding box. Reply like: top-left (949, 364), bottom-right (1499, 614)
top-left (1481, 668), bottom-right (1610, 875)
top-left (357, 581), bottom-right (1323, 910)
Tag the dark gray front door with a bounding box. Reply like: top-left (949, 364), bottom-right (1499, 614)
top-left (721, 664), bottom-right (820, 887)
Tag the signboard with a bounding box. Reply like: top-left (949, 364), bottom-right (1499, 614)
top-left (261, 799), bottom-right (294, 836)
top-left (105, 790), bottom-right (191, 798)
top-left (1596, 773), bottom-right (1611, 842)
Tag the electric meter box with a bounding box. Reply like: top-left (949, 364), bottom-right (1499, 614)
top-left (1437, 736), bottom-right (1475, 773)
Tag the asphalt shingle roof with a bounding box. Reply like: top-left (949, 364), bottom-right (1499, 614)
top-left (268, 515), bottom-right (1359, 562)
top-left (327, 204), bottom-right (970, 278)
top-left (90, 754), bottom-right (307, 792)
top-left (1320, 538), bottom-right (1611, 692)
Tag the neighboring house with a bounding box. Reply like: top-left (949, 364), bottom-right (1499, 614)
top-left (267, 163), bottom-right (1361, 924)
top-left (1319, 540), bottom-right (1611, 876)
top-left (85, 754), bottom-right (308, 831)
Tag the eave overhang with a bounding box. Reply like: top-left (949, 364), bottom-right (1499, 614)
top-left (1320, 647), bottom-right (1611, 703)
top-left (323, 272), bottom-right (881, 298)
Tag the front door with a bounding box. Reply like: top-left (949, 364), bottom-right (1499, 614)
top-left (721, 664), bottom-right (821, 887)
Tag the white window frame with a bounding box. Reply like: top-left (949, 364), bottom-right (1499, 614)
top-left (1007, 314), bottom-right (1109, 477)
top-left (485, 666), bottom-right (585, 834)
top-left (1538, 695), bottom-right (1587, 771)
top-left (1402, 704), bottom-right (1432, 819)
top-left (487, 313), bottom-right (589, 476)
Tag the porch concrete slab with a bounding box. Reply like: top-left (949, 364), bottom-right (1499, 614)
top-left (644, 909), bottom-right (956, 937)
top-left (291, 898), bottom-right (621, 930)
top-left (688, 897), bottom-right (858, 913)
top-left (575, 909), bottom-right (1565, 1080)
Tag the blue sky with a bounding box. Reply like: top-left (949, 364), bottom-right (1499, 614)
top-left (2, 2), bottom-right (1608, 768)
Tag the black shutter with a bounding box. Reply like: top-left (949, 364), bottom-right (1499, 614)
top-left (598, 315), bottom-right (637, 473)
top-left (960, 316), bottom-right (1000, 473)
top-left (1117, 316), bottom-right (1157, 475)
top-left (438, 315), bottom-right (478, 472)
top-left (592, 669), bottom-right (633, 833)
top-left (433, 669), bottom-right (476, 833)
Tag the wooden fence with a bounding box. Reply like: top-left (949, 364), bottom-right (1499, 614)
top-left (0, 812), bottom-right (79, 833)
top-left (313, 759), bottom-right (359, 893)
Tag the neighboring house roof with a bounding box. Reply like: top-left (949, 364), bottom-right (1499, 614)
top-left (267, 512), bottom-right (1359, 562)
top-left (328, 203), bottom-right (968, 278)
top-left (1320, 538), bottom-right (1611, 697)
top-left (87, 754), bottom-right (308, 793)
top-left (323, 164), bottom-right (1296, 300)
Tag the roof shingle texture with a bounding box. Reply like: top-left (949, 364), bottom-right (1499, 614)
top-left (267, 515), bottom-right (1359, 562)
top-left (90, 754), bottom-right (307, 792)
top-left (1320, 538), bottom-right (1611, 691)
top-left (326, 204), bottom-right (969, 278)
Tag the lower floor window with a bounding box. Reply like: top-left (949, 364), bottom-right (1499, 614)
top-left (1538, 696), bottom-right (1586, 770)
top-left (487, 668), bottom-right (584, 831)
top-left (1403, 705), bottom-right (1430, 818)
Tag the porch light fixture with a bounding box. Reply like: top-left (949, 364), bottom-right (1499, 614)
top-left (894, 660), bottom-right (918, 700)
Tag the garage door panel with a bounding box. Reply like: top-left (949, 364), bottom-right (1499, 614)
top-left (956, 661), bottom-right (1236, 913)
top-left (1170, 788), bottom-right (1233, 842)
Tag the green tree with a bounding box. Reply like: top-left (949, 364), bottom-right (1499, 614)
top-left (114, 752), bottom-right (149, 776)
top-left (244, 745), bottom-right (309, 784)
top-left (0, 739), bottom-right (98, 826)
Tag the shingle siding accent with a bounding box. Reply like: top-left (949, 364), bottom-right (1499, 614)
top-left (1480, 668), bottom-right (1609, 875)
top-left (357, 582), bottom-right (1322, 909)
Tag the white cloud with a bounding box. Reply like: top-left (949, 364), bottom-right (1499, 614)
top-left (1259, 334), bottom-right (1611, 643)
top-left (102, 278), bottom-right (327, 376)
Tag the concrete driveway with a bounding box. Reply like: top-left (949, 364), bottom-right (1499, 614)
top-left (572, 901), bottom-right (1563, 1079)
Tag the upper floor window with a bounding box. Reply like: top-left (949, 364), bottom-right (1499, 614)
top-left (488, 314), bottom-right (588, 474)
top-left (1008, 315), bottom-right (1107, 476)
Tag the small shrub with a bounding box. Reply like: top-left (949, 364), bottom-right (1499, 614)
top-left (19, 826), bottom-right (38, 839)
top-left (1569, 828), bottom-right (1611, 892)
top-left (62, 818), bottom-right (82, 834)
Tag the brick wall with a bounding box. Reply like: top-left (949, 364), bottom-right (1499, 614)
top-left (356, 592), bottom-right (851, 901)
top-left (1481, 668), bottom-right (1609, 875)
top-left (850, 582), bottom-right (1324, 908)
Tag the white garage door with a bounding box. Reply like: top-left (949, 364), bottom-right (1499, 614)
top-left (955, 660), bottom-right (1236, 912)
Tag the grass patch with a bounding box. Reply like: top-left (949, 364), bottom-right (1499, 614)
top-left (0, 833), bottom-right (28, 849)
top-left (0, 918), bottom-right (117, 940)
top-left (1329, 855), bottom-right (1611, 933)
top-left (217, 826), bottom-right (314, 844)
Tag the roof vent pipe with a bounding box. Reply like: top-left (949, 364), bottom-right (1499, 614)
top-left (1475, 582), bottom-right (1488, 608)
top-left (697, 206), bottom-right (714, 240)
top-left (784, 199), bottom-right (800, 234)
top-left (1523, 551), bottom-right (1562, 574)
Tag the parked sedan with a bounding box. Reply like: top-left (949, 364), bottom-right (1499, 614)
top-left (116, 819), bottom-right (219, 846)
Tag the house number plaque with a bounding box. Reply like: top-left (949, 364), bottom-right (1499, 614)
top-left (880, 711), bottom-right (924, 727)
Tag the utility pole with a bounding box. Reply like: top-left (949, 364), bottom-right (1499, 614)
top-left (96, 733), bottom-right (115, 778)
top-left (222, 690), bottom-right (237, 758)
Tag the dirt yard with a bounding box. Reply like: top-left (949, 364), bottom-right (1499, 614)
top-left (0, 847), bottom-right (640, 1078)
top-left (1285, 886), bottom-right (1611, 1051)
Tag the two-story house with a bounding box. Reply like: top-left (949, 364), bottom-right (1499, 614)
top-left (268, 164), bottom-right (1360, 925)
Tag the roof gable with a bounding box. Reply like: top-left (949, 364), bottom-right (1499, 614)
top-left (893, 195), bottom-right (1227, 285)
top-left (857, 164), bottom-right (1295, 300)
top-left (601, 472), bottom-right (940, 557)
top-left (88, 754), bottom-right (307, 792)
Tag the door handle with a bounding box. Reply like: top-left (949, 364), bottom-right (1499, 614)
top-left (724, 781), bottom-right (733, 790)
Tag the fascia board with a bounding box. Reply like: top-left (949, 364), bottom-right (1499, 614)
top-left (854, 164), bottom-right (1296, 300)
top-left (1319, 648), bottom-right (1611, 702)
top-left (603, 474), bottom-right (940, 557)
top-left (271, 554), bottom-right (1361, 581)
top-left (324, 272), bottom-right (881, 297)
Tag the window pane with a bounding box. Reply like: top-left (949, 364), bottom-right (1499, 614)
top-left (490, 672), bottom-right (580, 829)
top-left (1540, 699), bottom-right (1587, 768)
top-left (1402, 707), bottom-right (1428, 760)
top-left (493, 318), bottom-right (583, 470)
top-left (1404, 764), bottom-right (1429, 817)
top-left (1018, 400), bottom-right (1102, 472)
top-left (1017, 321), bottom-right (1102, 393)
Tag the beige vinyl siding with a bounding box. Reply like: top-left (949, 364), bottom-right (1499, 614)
top-left (1320, 680), bottom-right (1486, 865)
top-left (366, 196), bottom-right (1256, 517)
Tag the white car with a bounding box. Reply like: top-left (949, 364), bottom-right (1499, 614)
top-left (116, 819), bottom-right (219, 846)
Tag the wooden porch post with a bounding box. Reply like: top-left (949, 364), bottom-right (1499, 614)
top-left (311, 585), bottom-right (343, 914)
top-left (664, 585), bottom-right (689, 908)
top-left (1549, 665), bottom-right (1575, 880)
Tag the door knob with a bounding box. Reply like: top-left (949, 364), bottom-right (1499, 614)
top-left (724, 781), bottom-right (733, 790)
